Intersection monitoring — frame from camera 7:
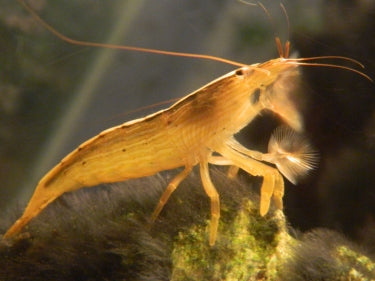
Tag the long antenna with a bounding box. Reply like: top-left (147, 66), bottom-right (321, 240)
top-left (18, 0), bottom-right (372, 82)
top-left (17, 0), bottom-right (247, 68)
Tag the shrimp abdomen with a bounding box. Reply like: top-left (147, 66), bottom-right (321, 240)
top-left (3, 111), bottom-right (187, 239)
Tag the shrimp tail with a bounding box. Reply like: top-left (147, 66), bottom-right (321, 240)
top-left (3, 174), bottom-right (80, 239)
top-left (263, 126), bottom-right (318, 184)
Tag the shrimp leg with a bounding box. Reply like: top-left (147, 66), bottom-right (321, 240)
top-left (200, 158), bottom-right (220, 246)
top-left (208, 154), bottom-right (282, 213)
top-left (227, 138), bottom-right (264, 161)
top-left (227, 166), bottom-right (240, 179)
top-left (221, 140), bottom-right (264, 179)
top-left (208, 155), bottom-right (233, 166)
top-left (216, 142), bottom-right (284, 216)
top-left (151, 165), bottom-right (193, 221)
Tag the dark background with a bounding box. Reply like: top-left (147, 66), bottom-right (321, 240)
top-left (1, 0), bottom-right (374, 250)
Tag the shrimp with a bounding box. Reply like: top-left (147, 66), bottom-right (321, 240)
top-left (3, 0), bottom-right (370, 245)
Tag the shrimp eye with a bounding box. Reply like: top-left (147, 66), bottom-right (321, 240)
top-left (236, 67), bottom-right (255, 77)
top-left (235, 69), bottom-right (244, 76)
top-left (250, 88), bottom-right (261, 104)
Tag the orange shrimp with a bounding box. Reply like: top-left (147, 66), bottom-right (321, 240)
top-left (3, 0), bottom-right (370, 246)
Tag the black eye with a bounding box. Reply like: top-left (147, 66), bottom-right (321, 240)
top-left (250, 88), bottom-right (261, 104)
top-left (235, 69), bottom-right (243, 76)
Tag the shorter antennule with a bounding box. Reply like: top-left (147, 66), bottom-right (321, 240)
top-left (263, 126), bottom-right (318, 184)
top-left (286, 56), bottom-right (373, 82)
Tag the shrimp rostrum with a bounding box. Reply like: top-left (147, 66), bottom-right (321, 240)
top-left (4, 2), bottom-right (370, 246)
